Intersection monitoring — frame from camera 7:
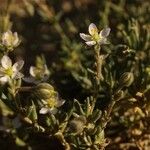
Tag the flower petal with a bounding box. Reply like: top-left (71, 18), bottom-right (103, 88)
top-left (79, 33), bottom-right (91, 41)
top-left (49, 108), bottom-right (58, 114)
top-left (1, 55), bottom-right (12, 69)
top-left (98, 38), bottom-right (106, 44)
top-left (88, 23), bottom-right (98, 36)
top-left (99, 27), bottom-right (111, 38)
top-left (44, 65), bottom-right (50, 76)
top-left (2, 30), bottom-right (13, 47)
top-left (0, 76), bottom-right (9, 84)
top-left (0, 68), bottom-right (5, 77)
top-left (12, 72), bottom-right (24, 79)
top-left (13, 60), bottom-right (24, 72)
top-left (13, 32), bottom-right (19, 46)
top-left (56, 99), bottom-right (65, 107)
top-left (98, 38), bottom-right (110, 45)
top-left (39, 107), bottom-right (49, 114)
top-left (85, 41), bottom-right (96, 46)
top-left (29, 66), bottom-right (36, 77)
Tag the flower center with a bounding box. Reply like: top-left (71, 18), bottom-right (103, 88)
top-left (5, 67), bottom-right (13, 76)
top-left (92, 33), bottom-right (100, 42)
top-left (34, 67), bottom-right (46, 80)
top-left (47, 98), bottom-right (57, 108)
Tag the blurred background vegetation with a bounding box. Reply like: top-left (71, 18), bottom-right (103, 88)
top-left (0, 0), bottom-right (150, 149)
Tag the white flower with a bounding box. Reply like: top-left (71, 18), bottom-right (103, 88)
top-left (80, 23), bottom-right (111, 46)
top-left (23, 64), bottom-right (50, 84)
top-left (0, 55), bottom-right (24, 84)
top-left (1, 30), bottom-right (20, 50)
top-left (39, 96), bottom-right (65, 115)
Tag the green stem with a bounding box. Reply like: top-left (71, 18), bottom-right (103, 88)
top-left (53, 21), bottom-right (70, 43)
top-left (17, 86), bottom-right (34, 92)
top-left (101, 98), bottom-right (116, 130)
top-left (93, 98), bottom-right (116, 143)
top-left (91, 45), bottom-right (101, 113)
top-left (94, 45), bottom-right (101, 84)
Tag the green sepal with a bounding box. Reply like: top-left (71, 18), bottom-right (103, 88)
top-left (27, 100), bottom-right (38, 122)
top-left (91, 109), bottom-right (102, 123)
top-left (74, 99), bottom-right (85, 115)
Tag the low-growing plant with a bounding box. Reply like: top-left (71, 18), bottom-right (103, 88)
top-left (0, 0), bottom-right (149, 150)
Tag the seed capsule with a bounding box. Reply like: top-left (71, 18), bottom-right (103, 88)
top-left (119, 72), bottom-right (134, 87)
top-left (69, 116), bottom-right (86, 134)
top-left (35, 83), bottom-right (54, 91)
top-left (33, 83), bottom-right (56, 99)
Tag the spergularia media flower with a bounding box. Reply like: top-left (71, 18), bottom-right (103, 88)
top-left (0, 55), bottom-right (24, 84)
top-left (23, 64), bottom-right (50, 84)
top-left (80, 23), bottom-right (111, 46)
top-left (39, 94), bottom-right (65, 115)
top-left (1, 30), bottom-right (20, 50)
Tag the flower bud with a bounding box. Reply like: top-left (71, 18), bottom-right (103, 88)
top-left (113, 90), bottom-right (124, 101)
top-left (35, 83), bottom-right (54, 91)
top-left (1, 30), bottom-right (20, 50)
top-left (119, 72), bottom-right (134, 87)
top-left (34, 83), bottom-right (56, 99)
top-left (69, 116), bottom-right (86, 135)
